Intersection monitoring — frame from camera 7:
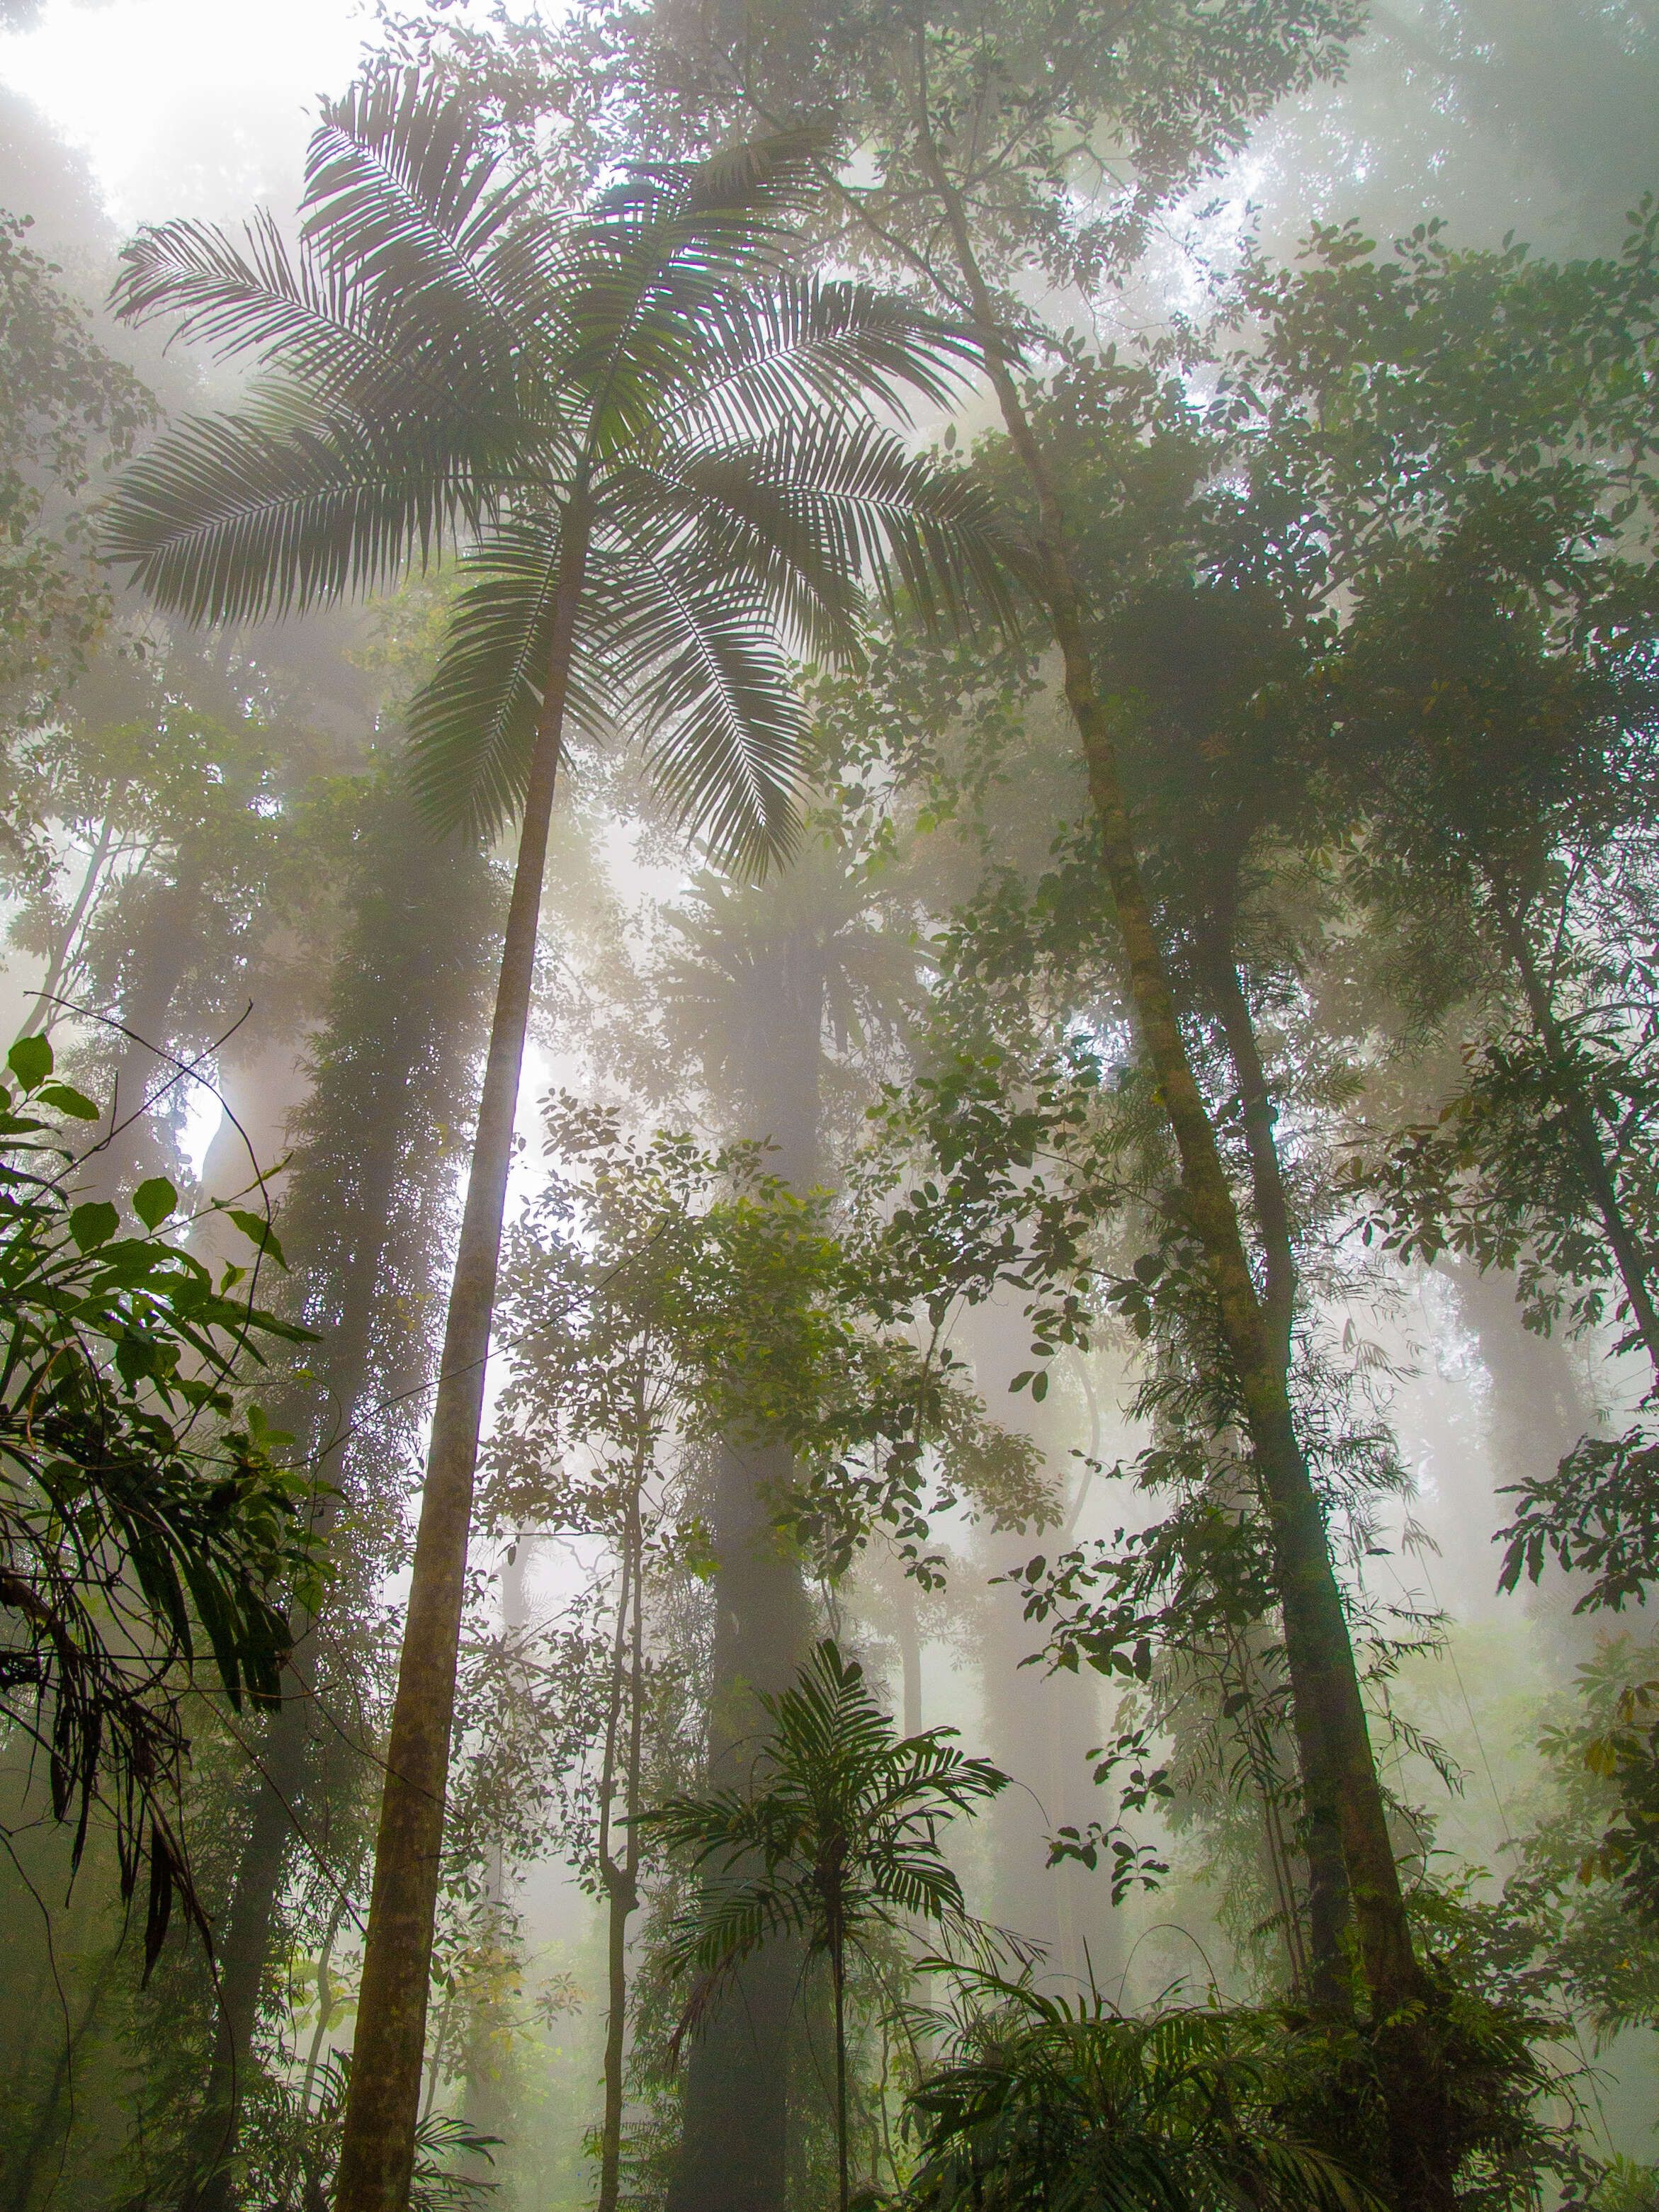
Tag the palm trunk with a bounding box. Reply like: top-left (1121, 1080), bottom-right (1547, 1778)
top-left (907, 79), bottom-right (1449, 2212)
top-left (182, 795), bottom-right (491, 2212)
top-left (332, 501), bottom-right (591, 2212)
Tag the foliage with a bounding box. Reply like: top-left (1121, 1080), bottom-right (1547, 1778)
top-left (389, 0), bottom-right (1364, 310)
top-left (892, 1973), bottom-right (1376, 2212)
top-left (233, 2051), bottom-right (499, 2211)
top-left (491, 1094), bottom-right (1051, 1587)
top-left (0, 1033), bottom-right (322, 1966)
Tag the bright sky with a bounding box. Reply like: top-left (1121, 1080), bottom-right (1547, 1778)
top-left (0, 0), bottom-right (377, 227)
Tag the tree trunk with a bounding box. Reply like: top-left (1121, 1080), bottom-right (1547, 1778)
top-left (332, 506), bottom-right (590, 2212)
top-left (832, 1938), bottom-right (849, 2212)
top-left (8, 1947), bottom-right (119, 2211)
top-left (183, 832), bottom-right (449, 2208)
top-left (597, 1861), bottom-right (636, 2212)
top-left (598, 1478), bottom-right (645, 2212)
top-left (17, 807), bottom-right (119, 1043)
top-left (669, 912), bottom-right (825, 2212)
top-left (907, 82), bottom-right (1449, 2211)
top-left (80, 851), bottom-right (206, 1201)
top-left (1204, 945), bottom-right (1351, 2013)
top-left (667, 1439), bottom-right (810, 2212)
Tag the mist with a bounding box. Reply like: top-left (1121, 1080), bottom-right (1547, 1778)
top-left (2, 4), bottom-right (1658, 2211)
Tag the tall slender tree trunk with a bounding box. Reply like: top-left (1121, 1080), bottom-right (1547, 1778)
top-left (17, 807), bottom-right (119, 1043)
top-left (81, 852), bottom-right (205, 1201)
top-left (907, 81), bottom-right (1449, 2211)
top-left (8, 1948), bottom-right (120, 2211)
top-left (460, 1535), bottom-right (534, 2183)
top-left (333, 506), bottom-right (590, 2212)
top-left (184, 1296), bottom-right (380, 2211)
top-left (832, 1937), bottom-right (849, 2212)
top-left (598, 1479), bottom-right (645, 2212)
top-left (668, 1438), bottom-right (810, 2212)
top-left (1204, 941), bottom-right (1352, 2013)
top-left (669, 914), bottom-right (823, 2212)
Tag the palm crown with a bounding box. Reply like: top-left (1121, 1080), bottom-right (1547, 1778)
top-left (645, 1639), bottom-right (1009, 1987)
top-left (105, 69), bottom-right (1009, 870)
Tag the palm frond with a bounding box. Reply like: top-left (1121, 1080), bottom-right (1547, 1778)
top-left (587, 534), bottom-right (804, 876)
top-left (108, 210), bottom-right (516, 435)
top-left (101, 399), bottom-right (484, 625)
top-left (675, 415), bottom-right (1021, 640)
top-left (111, 210), bottom-right (375, 370)
top-left (405, 514), bottom-right (609, 836)
top-left (307, 65), bottom-right (530, 300)
top-left (666, 278), bottom-right (988, 441)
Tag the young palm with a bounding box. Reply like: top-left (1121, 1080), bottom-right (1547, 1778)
top-left (104, 67), bottom-right (1010, 2212)
top-left (640, 1640), bottom-right (1010, 2212)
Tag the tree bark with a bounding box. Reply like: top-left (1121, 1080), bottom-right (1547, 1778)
top-left (907, 76), bottom-right (1448, 2209)
top-left (332, 503), bottom-right (590, 2212)
top-left (832, 1936), bottom-right (849, 2212)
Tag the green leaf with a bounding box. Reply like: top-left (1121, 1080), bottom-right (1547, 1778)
top-left (226, 1210), bottom-right (288, 1269)
top-left (39, 1082), bottom-right (101, 1121)
top-left (1030, 1369), bottom-right (1049, 1402)
top-left (68, 1201), bottom-right (120, 1252)
top-left (133, 1176), bottom-right (179, 1230)
top-left (9, 1033), bottom-right (52, 1091)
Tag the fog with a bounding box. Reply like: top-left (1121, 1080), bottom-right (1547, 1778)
top-left (2, 5), bottom-right (1658, 2211)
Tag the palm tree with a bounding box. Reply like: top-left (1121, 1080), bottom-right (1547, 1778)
top-left (103, 66), bottom-right (1010, 2210)
top-left (901, 1975), bottom-right (1377, 2212)
top-left (640, 1639), bottom-right (1011, 2212)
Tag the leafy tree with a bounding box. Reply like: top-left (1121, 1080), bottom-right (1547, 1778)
top-left (640, 1639), bottom-right (1011, 2212)
top-left (103, 62), bottom-right (1012, 2203)
top-left (485, 1106), bottom-right (715, 2212)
